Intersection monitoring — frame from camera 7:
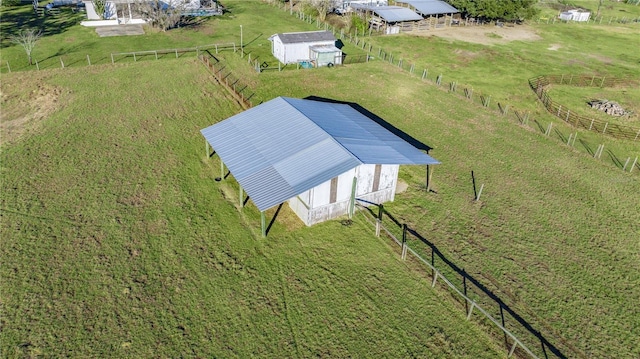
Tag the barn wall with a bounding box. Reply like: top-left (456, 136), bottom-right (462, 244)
top-left (287, 164), bottom-right (400, 226)
top-left (272, 37), bottom-right (285, 63)
top-left (275, 40), bottom-right (335, 64)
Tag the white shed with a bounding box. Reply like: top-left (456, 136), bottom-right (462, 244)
top-left (559, 9), bottom-right (590, 22)
top-left (269, 31), bottom-right (342, 67)
top-left (201, 97), bottom-right (440, 233)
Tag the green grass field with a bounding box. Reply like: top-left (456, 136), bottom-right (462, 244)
top-left (2, 0), bottom-right (640, 358)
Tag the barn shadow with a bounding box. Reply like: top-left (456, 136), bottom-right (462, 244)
top-left (304, 96), bottom-right (434, 153)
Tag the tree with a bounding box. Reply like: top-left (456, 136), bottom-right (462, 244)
top-left (93, 0), bottom-right (108, 19)
top-left (306, 0), bottom-right (337, 22)
top-left (134, 0), bottom-right (183, 31)
top-left (448, 0), bottom-right (538, 21)
top-left (9, 28), bottom-right (42, 65)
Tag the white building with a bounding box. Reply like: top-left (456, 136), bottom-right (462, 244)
top-left (269, 31), bottom-right (342, 67)
top-left (201, 97), bottom-right (440, 233)
top-left (559, 9), bottom-right (590, 22)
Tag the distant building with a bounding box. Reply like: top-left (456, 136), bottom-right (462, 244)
top-left (269, 31), bottom-right (342, 67)
top-left (559, 9), bottom-right (590, 22)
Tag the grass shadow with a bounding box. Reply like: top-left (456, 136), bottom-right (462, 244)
top-left (0, 6), bottom-right (84, 48)
top-left (578, 139), bottom-right (594, 156)
top-left (553, 128), bottom-right (567, 143)
top-left (266, 203), bottom-right (283, 236)
top-left (531, 119), bottom-right (546, 134)
top-left (606, 149), bottom-right (623, 168)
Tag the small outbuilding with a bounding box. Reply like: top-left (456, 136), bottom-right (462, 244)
top-left (201, 97), bottom-right (439, 234)
top-left (559, 9), bottom-right (590, 22)
top-left (268, 31), bottom-right (342, 66)
top-left (351, 4), bottom-right (423, 34)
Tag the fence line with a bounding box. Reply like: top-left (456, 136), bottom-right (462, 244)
top-left (529, 75), bottom-right (639, 141)
top-left (199, 51), bottom-right (255, 110)
top-left (111, 42), bottom-right (237, 64)
top-left (355, 201), bottom-right (575, 359)
top-left (272, 3), bottom-right (639, 173)
top-left (536, 15), bottom-right (640, 25)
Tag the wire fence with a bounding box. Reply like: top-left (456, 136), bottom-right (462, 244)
top-left (355, 201), bottom-right (577, 359)
top-left (199, 50), bottom-right (255, 110)
top-left (529, 75), bottom-right (640, 141)
top-left (110, 42), bottom-right (237, 64)
top-left (271, 5), bottom-right (639, 174)
top-left (1, 42), bottom-right (238, 73)
top-left (536, 15), bottom-right (640, 25)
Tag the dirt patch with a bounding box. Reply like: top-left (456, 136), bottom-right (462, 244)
top-left (419, 25), bottom-right (542, 45)
top-left (0, 77), bottom-right (63, 146)
top-left (95, 24), bottom-right (145, 37)
top-left (396, 179), bottom-right (409, 194)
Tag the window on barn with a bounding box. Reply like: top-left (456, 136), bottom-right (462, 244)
top-left (330, 177), bottom-right (338, 203)
top-left (372, 164), bottom-right (382, 192)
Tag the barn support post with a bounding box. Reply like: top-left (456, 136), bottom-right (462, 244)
top-left (426, 165), bottom-right (434, 192)
top-left (220, 160), bottom-right (224, 179)
top-left (348, 177), bottom-right (357, 219)
top-left (376, 204), bottom-right (383, 237)
top-left (261, 212), bottom-right (266, 237)
top-left (205, 139), bottom-right (209, 158)
top-left (239, 185), bottom-right (243, 208)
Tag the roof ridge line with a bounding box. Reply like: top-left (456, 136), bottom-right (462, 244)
top-left (280, 97), bottom-right (365, 165)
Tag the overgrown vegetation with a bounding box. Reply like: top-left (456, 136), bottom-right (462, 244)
top-left (448, 0), bottom-right (539, 20)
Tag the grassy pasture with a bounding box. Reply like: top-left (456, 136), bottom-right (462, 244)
top-left (2, 0), bottom-right (640, 358)
top-left (0, 61), bottom-right (507, 358)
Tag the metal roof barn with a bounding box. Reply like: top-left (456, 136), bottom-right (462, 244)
top-left (351, 4), bottom-right (423, 22)
top-left (396, 0), bottom-right (458, 16)
top-left (201, 97), bottom-right (439, 233)
top-left (276, 30), bottom-right (336, 44)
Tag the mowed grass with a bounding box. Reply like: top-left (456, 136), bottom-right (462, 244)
top-left (242, 61), bottom-right (640, 357)
top-left (0, 61), bottom-right (508, 357)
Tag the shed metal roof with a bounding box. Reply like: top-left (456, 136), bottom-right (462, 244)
top-left (271, 30), bottom-right (336, 44)
top-left (396, 0), bottom-right (458, 15)
top-left (351, 4), bottom-right (423, 22)
top-left (201, 97), bottom-right (439, 212)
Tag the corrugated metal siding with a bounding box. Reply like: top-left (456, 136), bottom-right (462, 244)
top-left (397, 0), bottom-right (458, 15)
top-left (201, 97), bottom-right (439, 212)
top-left (277, 31), bottom-right (336, 44)
top-left (283, 98), bottom-right (440, 165)
top-left (200, 98), bottom-right (362, 212)
top-left (352, 5), bottom-right (422, 22)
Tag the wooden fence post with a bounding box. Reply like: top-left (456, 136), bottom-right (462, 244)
top-left (60, 57), bottom-right (64, 68)
top-left (401, 224), bottom-right (407, 260)
top-left (6, 61), bottom-right (10, 73)
top-left (630, 157), bottom-right (638, 173)
top-left (622, 157), bottom-right (631, 171)
top-left (86, 55), bottom-right (91, 66)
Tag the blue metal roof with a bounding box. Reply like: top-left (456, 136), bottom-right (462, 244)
top-left (272, 31), bottom-right (336, 44)
top-left (352, 5), bottom-right (423, 22)
top-left (396, 0), bottom-right (458, 15)
top-left (201, 97), bottom-right (439, 212)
